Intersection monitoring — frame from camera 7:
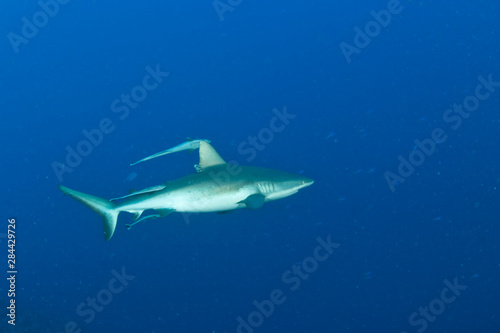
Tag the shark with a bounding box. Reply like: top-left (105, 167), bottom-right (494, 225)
top-left (59, 139), bottom-right (314, 241)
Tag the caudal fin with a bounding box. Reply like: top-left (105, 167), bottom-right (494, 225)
top-left (58, 185), bottom-right (119, 241)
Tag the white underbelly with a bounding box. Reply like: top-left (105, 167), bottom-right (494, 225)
top-left (143, 186), bottom-right (257, 213)
top-left (175, 194), bottom-right (237, 212)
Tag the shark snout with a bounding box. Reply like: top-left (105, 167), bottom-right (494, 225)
top-left (301, 177), bottom-right (314, 188)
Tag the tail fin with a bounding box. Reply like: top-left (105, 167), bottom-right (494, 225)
top-left (59, 185), bottom-right (119, 241)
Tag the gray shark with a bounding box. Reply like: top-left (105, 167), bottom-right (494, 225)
top-left (59, 139), bottom-right (313, 241)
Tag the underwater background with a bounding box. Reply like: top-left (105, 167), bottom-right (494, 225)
top-left (1, 0), bottom-right (499, 332)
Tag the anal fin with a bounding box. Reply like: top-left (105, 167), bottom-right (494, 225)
top-left (156, 209), bottom-right (174, 217)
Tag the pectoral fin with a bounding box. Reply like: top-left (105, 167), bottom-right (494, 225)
top-left (238, 194), bottom-right (265, 210)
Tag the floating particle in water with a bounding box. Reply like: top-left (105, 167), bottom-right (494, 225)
top-left (471, 273), bottom-right (479, 279)
top-left (433, 216), bottom-right (442, 221)
top-left (364, 271), bottom-right (372, 279)
top-left (125, 172), bottom-right (138, 182)
top-left (325, 131), bottom-right (335, 139)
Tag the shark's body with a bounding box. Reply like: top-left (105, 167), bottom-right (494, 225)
top-left (59, 140), bottom-right (313, 241)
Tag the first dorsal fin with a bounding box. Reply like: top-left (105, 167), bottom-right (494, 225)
top-left (198, 140), bottom-right (225, 169)
top-left (130, 139), bottom-right (225, 172)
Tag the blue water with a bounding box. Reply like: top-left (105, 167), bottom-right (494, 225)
top-left (1, 0), bottom-right (499, 332)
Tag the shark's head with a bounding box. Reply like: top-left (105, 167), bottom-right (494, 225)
top-left (257, 172), bottom-right (314, 201)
